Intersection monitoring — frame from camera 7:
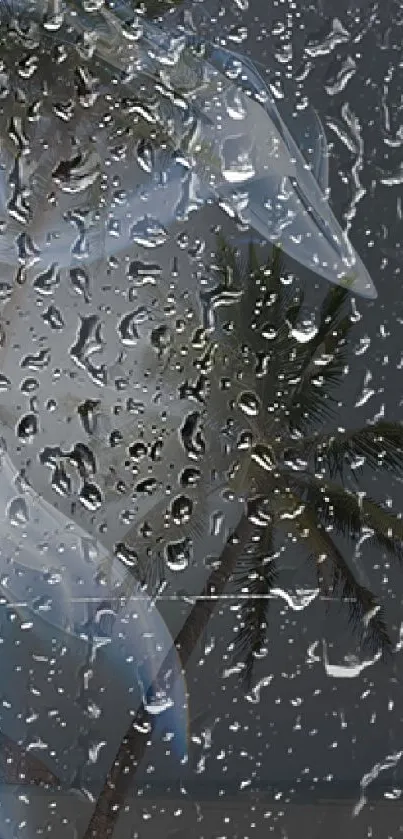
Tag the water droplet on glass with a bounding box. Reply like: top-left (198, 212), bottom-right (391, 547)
top-left (42, 304), bottom-right (65, 330)
top-left (150, 325), bottom-right (172, 356)
top-left (289, 322), bottom-right (319, 344)
top-left (128, 440), bottom-right (147, 461)
top-left (130, 217), bottom-right (168, 248)
top-left (7, 496), bottom-right (29, 526)
top-left (170, 494), bottom-right (193, 526)
top-left (70, 267), bottom-right (91, 302)
top-left (20, 378), bottom-right (39, 395)
top-left (21, 350), bottom-right (50, 371)
top-left (52, 464), bottom-right (72, 497)
top-left (143, 690), bottom-right (174, 716)
top-left (246, 495), bottom-right (272, 527)
top-left (127, 260), bottom-right (162, 285)
top-left (52, 150), bottom-right (100, 194)
top-left (33, 263), bottom-right (61, 296)
top-left (17, 413), bottom-right (39, 443)
top-left (118, 311), bottom-right (142, 346)
top-left (136, 138), bottom-right (154, 174)
top-left (79, 482), bottom-right (103, 511)
top-left (180, 411), bottom-right (205, 459)
top-left (0, 373), bottom-right (11, 392)
top-left (114, 542), bottom-right (139, 569)
top-left (237, 391), bottom-right (261, 417)
top-left (165, 537), bottom-right (193, 572)
top-left (180, 467), bottom-right (201, 488)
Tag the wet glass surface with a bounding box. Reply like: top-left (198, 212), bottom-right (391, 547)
top-left (0, 1), bottom-right (402, 837)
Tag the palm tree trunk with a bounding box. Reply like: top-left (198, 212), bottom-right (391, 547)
top-left (82, 513), bottom-right (253, 839)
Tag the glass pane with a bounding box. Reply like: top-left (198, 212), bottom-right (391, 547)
top-left (0, 1), bottom-right (401, 837)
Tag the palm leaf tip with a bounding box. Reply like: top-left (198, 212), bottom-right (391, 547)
top-left (332, 567), bottom-right (393, 659)
top-left (317, 421), bottom-right (403, 481)
top-left (297, 500), bottom-right (394, 659)
top-left (231, 528), bottom-right (277, 688)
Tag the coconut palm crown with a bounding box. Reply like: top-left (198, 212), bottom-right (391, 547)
top-left (209, 237), bottom-right (403, 686)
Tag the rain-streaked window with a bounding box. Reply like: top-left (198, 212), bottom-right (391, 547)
top-left (0, 1), bottom-right (402, 837)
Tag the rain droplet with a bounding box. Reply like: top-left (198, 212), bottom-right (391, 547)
top-left (150, 325), bottom-right (172, 356)
top-left (128, 440), bottom-right (147, 460)
top-left (52, 465), bottom-right (72, 497)
top-left (42, 305), bottom-right (65, 330)
top-left (0, 283), bottom-right (13, 302)
top-left (170, 494), bottom-right (193, 526)
top-left (180, 411), bottom-right (205, 459)
top-left (20, 378), bottom-right (39, 394)
top-left (0, 373), bottom-right (11, 392)
top-left (17, 413), bottom-right (39, 443)
top-left (114, 542), bottom-right (139, 569)
top-left (165, 537), bottom-right (193, 572)
top-left (127, 260), bottom-right (162, 285)
top-left (246, 495), bottom-right (272, 527)
top-left (237, 391), bottom-right (261, 417)
top-left (251, 444), bottom-right (275, 472)
top-left (70, 267), bottom-right (91, 302)
top-left (210, 510), bottom-right (224, 537)
top-left (118, 311), bottom-right (141, 346)
top-left (289, 322), bottom-right (318, 344)
top-left (136, 138), bottom-right (154, 174)
top-left (143, 690), bottom-right (174, 716)
top-left (130, 216), bottom-right (168, 248)
top-left (7, 496), bottom-right (29, 526)
top-left (21, 350), bottom-right (50, 371)
top-left (180, 467), bottom-right (201, 488)
top-left (52, 150), bottom-right (100, 194)
top-left (79, 482), bottom-right (103, 511)
top-left (33, 263), bottom-right (61, 296)
top-left (69, 443), bottom-right (97, 478)
top-left (77, 400), bottom-right (100, 436)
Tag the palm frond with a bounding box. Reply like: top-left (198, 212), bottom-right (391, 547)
top-left (286, 377), bottom-right (339, 432)
top-left (283, 473), bottom-right (403, 563)
top-left (274, 282), bottom-right (351, 434)
top-left (285, 288), bottom-right (305, 328)
top-left (312, 420), bottom-right (403, 482)
top-left (278, 420), bottom-right (403, 483)
top-left (215, 233), bottom-right (240, 282)
top-left (231, 520), bottom-right (277, 688)
top-left (361, 496), bottom-right (403, 561)
top-left (285, 313), bottom-right (351, 433)
top-left (247, 240), bottom-right (261, 276)
top-left (319, 284), bottom-right (351, 334)
top-left (239, 242), bottom-right (295, 325)
top-left (293, 505), bottom-right (393, 658)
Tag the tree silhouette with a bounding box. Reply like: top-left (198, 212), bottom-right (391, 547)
top-left (82, 240), bottom-right (403, 838)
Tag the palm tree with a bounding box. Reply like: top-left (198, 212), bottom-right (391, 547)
top-left (81, 239), bottom-right (403, 838)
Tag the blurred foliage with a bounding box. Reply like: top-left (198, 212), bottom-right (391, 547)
top-left (214, 240), bottom-right (403, 683)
